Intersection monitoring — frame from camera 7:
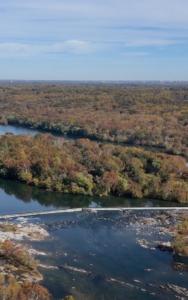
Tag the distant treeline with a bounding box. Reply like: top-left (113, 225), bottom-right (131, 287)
top-left (0, 133), bottom-right (188, 202)
top-left (0, 84), bottom-right (188, 155)
top-left (0, 84), bottom-right (188, 156)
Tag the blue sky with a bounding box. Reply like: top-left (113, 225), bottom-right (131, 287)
top-left (0, 0), bottom-right (188, 80)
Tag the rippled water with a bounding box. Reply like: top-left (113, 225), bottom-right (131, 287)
top-left (14, 210), bottom-right (188, 300)
top-left (0, 124), bottom-right (188, 299)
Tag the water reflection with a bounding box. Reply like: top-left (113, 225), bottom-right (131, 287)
top-left (30, 211), bottom-right (188, 300)
top-left (0, 123), bottom-right (188, 214)
top-left (0, 178), bottom-right (92, 213)
top-left (0, 178), bottom-right (188, 216)
top-left (0, 124), bottom-right (74, 140)
top-left (0, 124), bottom-right (168, 153)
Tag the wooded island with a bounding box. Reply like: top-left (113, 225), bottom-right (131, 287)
top-left (0, 83), bottom-right (188, 203)
top-left (0, 132), bottom-right (187, 202)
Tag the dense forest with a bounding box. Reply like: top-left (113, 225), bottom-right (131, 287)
top-left (0, 133), bottom-right (188, 202)
top-left (0, 83), bottom-right (188, 155)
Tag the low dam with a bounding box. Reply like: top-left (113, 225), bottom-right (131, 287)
top-left (0, 206), bottom-right (188, 219)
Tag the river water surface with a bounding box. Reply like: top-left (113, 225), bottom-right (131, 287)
top-left (0, 124), bottom-right (187, 215)
top-left (0, 124), bottom-right (188, 300)
top-left (6, 210), bottom-right (188, 300)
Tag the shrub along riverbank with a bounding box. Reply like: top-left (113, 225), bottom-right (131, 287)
top-left (0, 133), bottom-right (188, 202)
top-left (172, 219), bottom-right (188, 255)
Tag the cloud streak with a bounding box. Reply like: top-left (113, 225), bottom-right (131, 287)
top-left (2, 0), bottom-right (188, 27)
top-left (0, 40), bottom-right (104, 57)
top-left (0, 0), bottom-right (188, 80)
top-left (1, 0), bottom-right (188, 49)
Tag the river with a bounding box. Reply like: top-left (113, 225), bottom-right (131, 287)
top-left (5, 209), bottom-right (188, 300)
top-left (0, 124), bottom-right (188, 300)
top-left (0, 123), bottom-right (187, 216)
top-left (0, 124), bottom-right (75, 141)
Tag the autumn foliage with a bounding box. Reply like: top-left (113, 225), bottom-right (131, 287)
top-left (0, 239), bottom-right (51, 299)
top-left (0, 239), bottom-right (37, 270)
top-left (0, 276), bottom-right (51, 300)
top-left (172, 220), bottom-right (188, 256)
top-left (0, 133), bottom-right (188, 202)
top-left (1, 83), bottom-right (188, 155)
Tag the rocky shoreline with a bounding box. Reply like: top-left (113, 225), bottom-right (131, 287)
top-left (0, 209), bottom-right (188, 300)
top-left (0, 219), bottom-right (52, 283)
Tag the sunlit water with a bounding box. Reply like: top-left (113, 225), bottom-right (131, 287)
top-left (10, 210), bottom-right (188, 300)
top-left (0, 124), bottom-right (188, 300)
top-left (0, 124), bottom-right (187, 214)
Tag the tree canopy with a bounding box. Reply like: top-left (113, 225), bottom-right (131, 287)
top-left (0, 133), bottom-right (187, 202)
top-left (0, 83), bottom-right (188, 155)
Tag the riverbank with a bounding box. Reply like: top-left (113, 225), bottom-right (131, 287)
top-left (1, 209), bottom-right (188, 300)
top-left (0, 219), bottom-right (51, 283)
top-left (0, 220), bottom-right (49, 241)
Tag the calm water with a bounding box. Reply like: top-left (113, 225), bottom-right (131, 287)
top-left (0, 124), bottom-right (188, 300)
top-left (0, 178), bottom-right (188, 216)
top-left (15, 210), bottom-right (188, 300)
top-left (0, 124), bottom-right (75, 141)
top-left (0, 124), bottom-right (187, 216)
top-left (0, 124), bottom-right (167, 152)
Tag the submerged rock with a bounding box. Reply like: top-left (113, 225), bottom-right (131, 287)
top-left (157, 242), bottom-right (173, 252)
top-left (160, 284), bottom-right (188, 297)
top-left (172, 263), bottom-right (188, 272)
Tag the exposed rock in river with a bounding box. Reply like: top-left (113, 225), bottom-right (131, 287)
top-left (157, 242), bottom-right (173, 252)
top-left (0, 221), bottom-right (49, 241)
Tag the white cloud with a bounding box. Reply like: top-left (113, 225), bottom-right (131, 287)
top-left (0, 0), bottom-right (188, 81)
top-left (0, 40), bottom-right (103, 57)
top-left (0, 0), bottom-right (188, 51)
top-left (51, 40), bottom-right (103, 54)
top-left (2, 0), bottom-right (188, 28)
